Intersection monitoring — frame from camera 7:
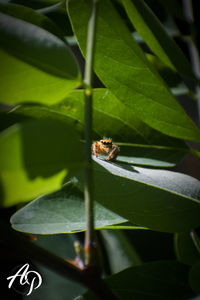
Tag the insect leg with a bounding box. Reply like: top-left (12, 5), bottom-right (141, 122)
top-left (92, 142), bottom-right (99, 157)
top-left (106, 147), bottom-right (119, 161)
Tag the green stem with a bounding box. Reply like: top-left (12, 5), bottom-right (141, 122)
top-left (190, 230), bottom-right (200, 255)
top-left (37, 1), bottom-right (64, 14)
top-left (83, 0), bottom-right (98, 267)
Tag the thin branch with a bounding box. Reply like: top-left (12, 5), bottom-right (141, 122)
top-left (83, 0), bottom-right (98, 267)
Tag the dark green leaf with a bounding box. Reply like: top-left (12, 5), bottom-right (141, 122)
top-left (145, 54), bottom-right (182, 88)
top-left (174, 232), bottom-right (200, 266)
top-left (81, 157), bottom-right (200, 233)
top-left (68, 0), bottom-right (200, 141)
top-left (156, 0), bottom-right (185, 20)
top-left (0, 120), bottom-right (83, 207)
top-left (189, 260), bottom-right (200, 294)
top-left (101, 230), bottom-right (142, 274)
top-left (0, 4), bottom-right (81, 105)
top-left (122, 0), bottom-right (194, 77)
top-left (11, 182), bottom-right (126, 234)
top-left (6, 0), bottom-right (62, 10)
top-left (0, 3), bottom-right (65, 39)
top-left (81, 261), bottom-right (192, 300)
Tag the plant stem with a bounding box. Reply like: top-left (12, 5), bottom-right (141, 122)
top-left (182, 0), bottom-right (200, 121)
top-left (190, 230), bottom-right (200, 255)
top-left (37, 1), bottom-right (64, 14)
top-left (83, 0), bottom-right (98, 266)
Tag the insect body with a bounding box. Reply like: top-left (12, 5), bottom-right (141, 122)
top-left (91, 138), bottom-right (119, 161)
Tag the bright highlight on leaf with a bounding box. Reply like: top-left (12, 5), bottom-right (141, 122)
top-left (0, 3), bottom-right (81, 105)
top-left (0, 120), bottom-right (83, 207)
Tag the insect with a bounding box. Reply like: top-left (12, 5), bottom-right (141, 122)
top-left (91, 138), bottom-right (119, 161)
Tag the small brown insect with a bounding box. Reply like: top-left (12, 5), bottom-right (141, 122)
top-left (91, 138), bottom-right (119, 161)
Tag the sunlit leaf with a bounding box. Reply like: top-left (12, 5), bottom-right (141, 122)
top-left (0, 120), bottom-right (83, 207)
top-left (68, 0), bottom-right (200, 141)
top-left (0, 3), bottom-right (81, 105)
top-left (122, 0), bottom-right (194, 77)
top-left (78, 157), bottom-right (200, 233)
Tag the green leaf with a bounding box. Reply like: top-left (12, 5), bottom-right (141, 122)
top-left (0, 4), bottom-right (81, 105)
top-left (11, 182), bottom-right (126, 234)
top-left (0, 120), bottom-right (83, 207)
top-left (174, 232), bottom-right (200, 266)
top-left (189, 260), bottom-right (200, 294)
top-left (83, 157), bottom-right (200, 233)
top-left (101, 230), bottom-right (142, 274)
top-left (116, 143), bottom-right (187, 167)
top-left (81, 261), bottom-right (192, 300)
top-left (122, 0), bottom-right (194, 77)
top-left (53, 89), bottom-right (188, 166)
top-left (145, 54), bottom-right (182, 88)
top-left (0, 2), bottom-right (65, 39)
top-left (68, 0), bottom-right (200, 142)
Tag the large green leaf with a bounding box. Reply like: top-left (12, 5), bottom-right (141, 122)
top-left (80, 261), bottom-right (192, 300)
top-left (122, 0), bottom-right (194, 77)
top-left (0, 120), bottom-right (83, 207)
top-left (77, 157), bottom-right (200, 233)
top-left (0, 3), bottom-right (81, 105)
top-left (53, 89), bottom-right (185, 145)
top-left (52, 89), bottom-right (188, 166)
top-left (10, 182), bottom-right (126, 234)
top-left (68, 0), bottom-right (200, 142)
